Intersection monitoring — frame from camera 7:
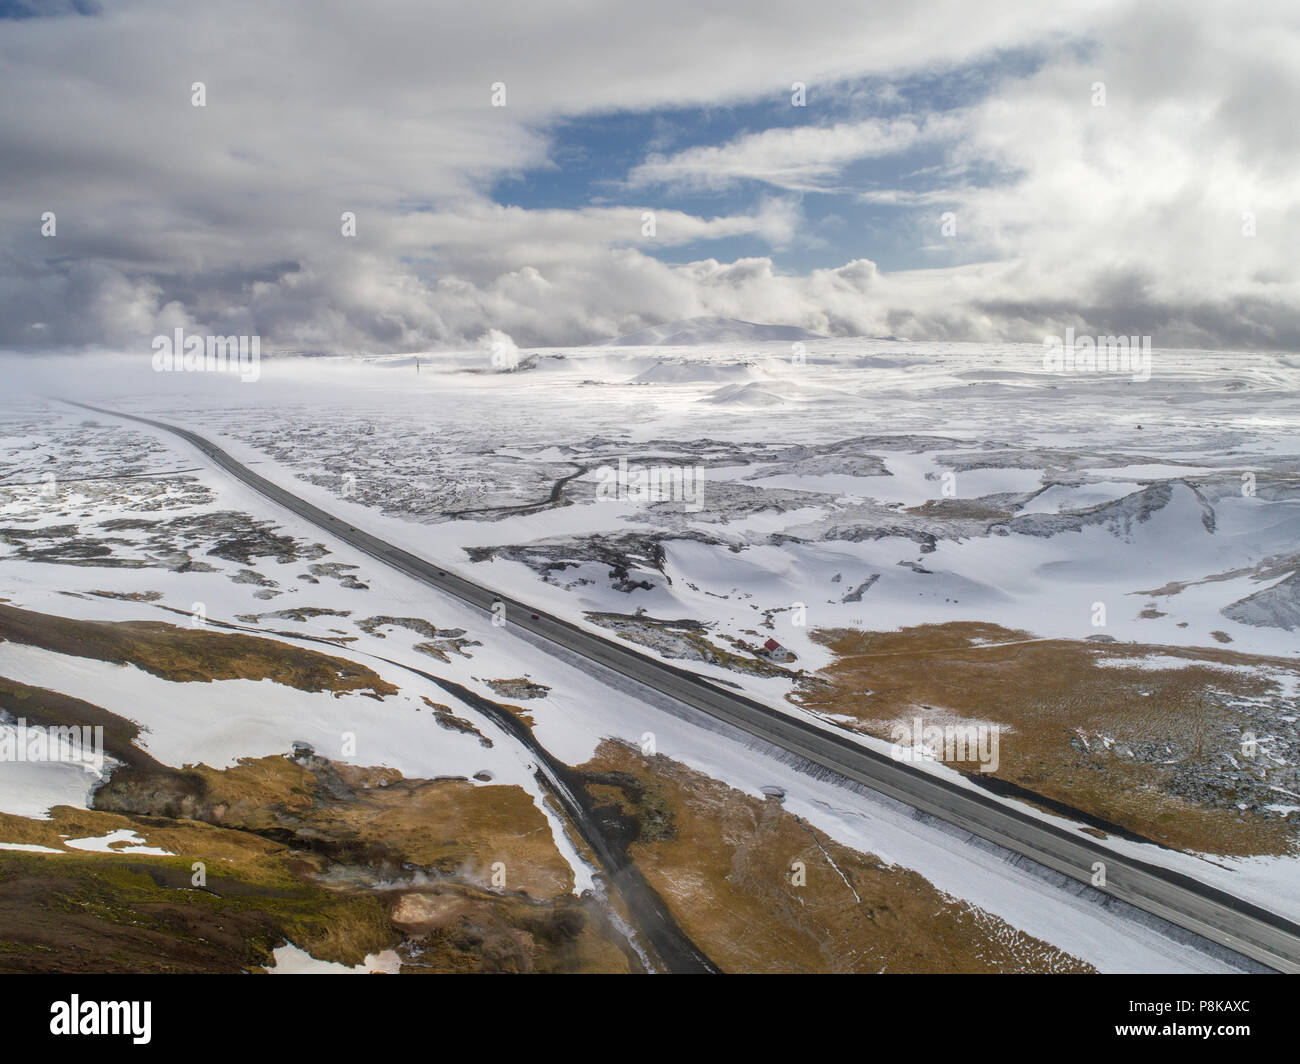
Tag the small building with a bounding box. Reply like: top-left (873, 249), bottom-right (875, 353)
top-left (762, 637), bottom-right (794, 663)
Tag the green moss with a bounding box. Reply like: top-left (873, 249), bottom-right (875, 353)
top-left (0, 843), bottom-right (396, 973)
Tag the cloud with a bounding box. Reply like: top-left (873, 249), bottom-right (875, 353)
top-left (2, 0), bottom-right (1299, 353)
top-left (626, 115), bottom-right (966, 193)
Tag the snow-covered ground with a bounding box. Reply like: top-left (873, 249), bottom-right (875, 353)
top-left (25, 338), bottom-right (1298, 659)
top-left (2, 335), bottom-right (1297, 972)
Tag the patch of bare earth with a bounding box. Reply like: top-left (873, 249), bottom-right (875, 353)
top-left (485, 677), bottom-right (551, 700)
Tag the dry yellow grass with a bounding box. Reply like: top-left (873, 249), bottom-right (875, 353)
top-left (177, 755), bottom-right (577, 899)
top-left (0, 602), bottom-right (396, 697)
top-left (0, 754), bottom-right (625, 972)
top-left (580, 739), bottom-right (1093, 973)
top-left (794, 623), bottom-right (1298, 856)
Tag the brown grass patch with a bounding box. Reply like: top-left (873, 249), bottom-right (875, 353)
top-left (0, 749), bottom-right (624, 972)
top-left (97, 752), bottom-right (576, 899)
top-left (578, 739), bottom-right (1093, 973)
top-left (0, 602), bottom-right (396, 697)
top-left (795, 623), bottom-right (1299, 856)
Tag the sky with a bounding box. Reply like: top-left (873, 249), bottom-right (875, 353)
top-left (3, 0), bottom-right (1300, 353)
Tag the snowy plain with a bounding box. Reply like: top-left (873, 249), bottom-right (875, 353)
top-left (1, 334), bottom-right (1298, 972)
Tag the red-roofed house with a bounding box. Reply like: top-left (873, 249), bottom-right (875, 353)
top-left (762, 637), bottom-right (794, 663)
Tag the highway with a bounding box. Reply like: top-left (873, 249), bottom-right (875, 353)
top-left (67, 399), bottom-right (1300, 973)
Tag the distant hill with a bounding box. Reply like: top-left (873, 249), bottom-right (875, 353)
top-left (592, 315), bottom-right (826, 346)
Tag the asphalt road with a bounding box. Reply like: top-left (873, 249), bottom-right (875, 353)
top-left (67, 399), bottom-right (1300, 973)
